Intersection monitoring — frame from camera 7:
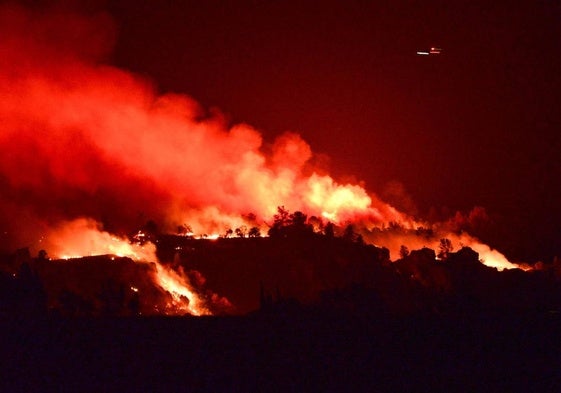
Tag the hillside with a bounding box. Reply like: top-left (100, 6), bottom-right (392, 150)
top-left (3, 231), bottom-right (561, 318)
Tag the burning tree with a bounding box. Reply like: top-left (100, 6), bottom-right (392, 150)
top-left (438, 238), bottom-right (454, 260)
top-left (268, 207), bottom-right (314, 239)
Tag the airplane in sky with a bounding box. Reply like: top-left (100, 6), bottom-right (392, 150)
top-left (416, 47), bottom-right (442, 56)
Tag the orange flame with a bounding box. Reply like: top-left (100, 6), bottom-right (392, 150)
top-left (154, 263), bottom-right (211, 316)
top-left (43, 218), bottom-right (214, 315)
top-left (0, 4), bottom-right (529, 312)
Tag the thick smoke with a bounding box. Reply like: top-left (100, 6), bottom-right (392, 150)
top-left (0, 4), bottom-right (408, 251)
top-left (0, 4), bottom-right (519, 272)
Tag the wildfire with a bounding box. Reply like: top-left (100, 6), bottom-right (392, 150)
top-left (457, 234), bottom-right (529, 271)
top-left (305, 174), bottom-right (372, 222)
top-left (0, 3), bottom-right (534, 320)
top-left (153, 263), bottom-right (210, 316)
top-left (45, 219), bottom-right (157, 262)
top-left (43, 218), bottom-right (215, 315)
top-left (195, 233), bottom-right (221, 240)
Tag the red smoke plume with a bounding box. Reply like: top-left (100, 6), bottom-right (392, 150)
top-left (0, 2), bottom-right (521, 307)
top-left (0, 4), bottom-right (407, 246)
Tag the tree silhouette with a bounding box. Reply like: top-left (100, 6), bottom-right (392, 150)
top-left (288, 211), bottom-right (314, 237)
top-left (248, 227), bottom-right (261, 237)
top-left (290, 211), bottom-right (307, 227)
top-left (235, 226), bottom-right (247, 238)
top-left (268, 206), bottom-right (291, 238)
top-left (343, 224), bottom-right (358, 242)
top-left (268, 207), bottom-right (314, 238)
top-left (399, 245), bottom-right (410, 259)
top-left (37, 249), bottom-right (48, 261)
top-left (177, 224), bottom-right (193, 236)
top-left (323, 222), bottom-right (335, 238)
top-left (438, 238), bottom-right (454, 260)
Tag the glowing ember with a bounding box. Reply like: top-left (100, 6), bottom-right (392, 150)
top-left (195, 233), bottom-right (221, 240)
top-left (43, 218), bottom-right (216, 315)
top-left (45, 219), bottom-right (157, 262)
top-left (154, 263), bottom-right (210, 316)
top-left (456, 233), bottom-right (528, 271)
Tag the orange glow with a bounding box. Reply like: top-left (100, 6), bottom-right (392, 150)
top-left (305, 174), bottom-right (372, 222)
top-left (153, 263), bottom-right (211, 316)
top-left (0, 4), bottom-right (531, 318)
top-left (44, 218), bottom-right (217, 315)
top-left (456, 233), bottom-right (529, 271)
top-left (0, 4), bottom-right (430, 248)
top-left (45, 219), bottom-right (157, 261)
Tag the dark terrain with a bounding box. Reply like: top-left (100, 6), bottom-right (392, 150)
top-left (2, 311), bottom-right (561, 392)
top-left (2, 224), bottom-right (561, 392)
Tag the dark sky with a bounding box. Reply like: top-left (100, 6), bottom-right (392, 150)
top-left (105, 0), bottom-right (560, 262)
top-left (17, 0), bottom-right (560, 261)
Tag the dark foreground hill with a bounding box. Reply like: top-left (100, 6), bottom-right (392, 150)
top-left (157, 234), bottom-right (393, 314)
top-left (2, 235), bottom-right (561, 392)
top-left (157, 234), bottom-right (561, 315)
top-left (3, 232), bottom-right (561, 317)
top-left (2, 312), bottom-right (561, 392)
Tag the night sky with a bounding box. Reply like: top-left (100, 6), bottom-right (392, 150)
top-left (107, 0), bottom-right (561, 262)
top-left (5, 0), bottom-right (561, 262)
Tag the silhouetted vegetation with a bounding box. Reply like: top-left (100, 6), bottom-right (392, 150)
top-left (3, 213), bottom-right (561, 318)
top-left (437, 237), bottom-right (454, 260)
top-left (2, 221), bottom-right (561, 392)
top-left (0, 248), bottom-right (47, 317)
top-left (268, 206), bottom-right (314, 239)
top-left (399, 245), bottom-right (410, 258)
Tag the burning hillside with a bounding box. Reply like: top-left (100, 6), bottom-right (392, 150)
top-left (0, 4), bottom-right (401, 245)
top-left (3, 223), bottom-right (561, 318)
top-left (0, 4), bottom-right (544, 317)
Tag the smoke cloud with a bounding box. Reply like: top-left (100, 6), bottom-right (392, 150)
top-left (0, 4), bottom-right (408, 249)
top-left (0, 4), bottom-right (520, 273)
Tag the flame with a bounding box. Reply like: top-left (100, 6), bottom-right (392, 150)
top-left (154, 263), bottom-right (210, 316)
top-left (456, 233), bottom-right (528, 271)
top-left (43, 218), bottom-right (215, 315)
top-left (0, 5), bottom-right (457, 243)
top-left (194, 233), bottom-right (221, 240)
top-left (45, 218), bottom-right (157, 261)
top-left (0, 3), bottom-right (532, 317)
top-left (305, 174), bottom-right (372, 222)
top-left (362, 223), bottom-right (525, 271)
